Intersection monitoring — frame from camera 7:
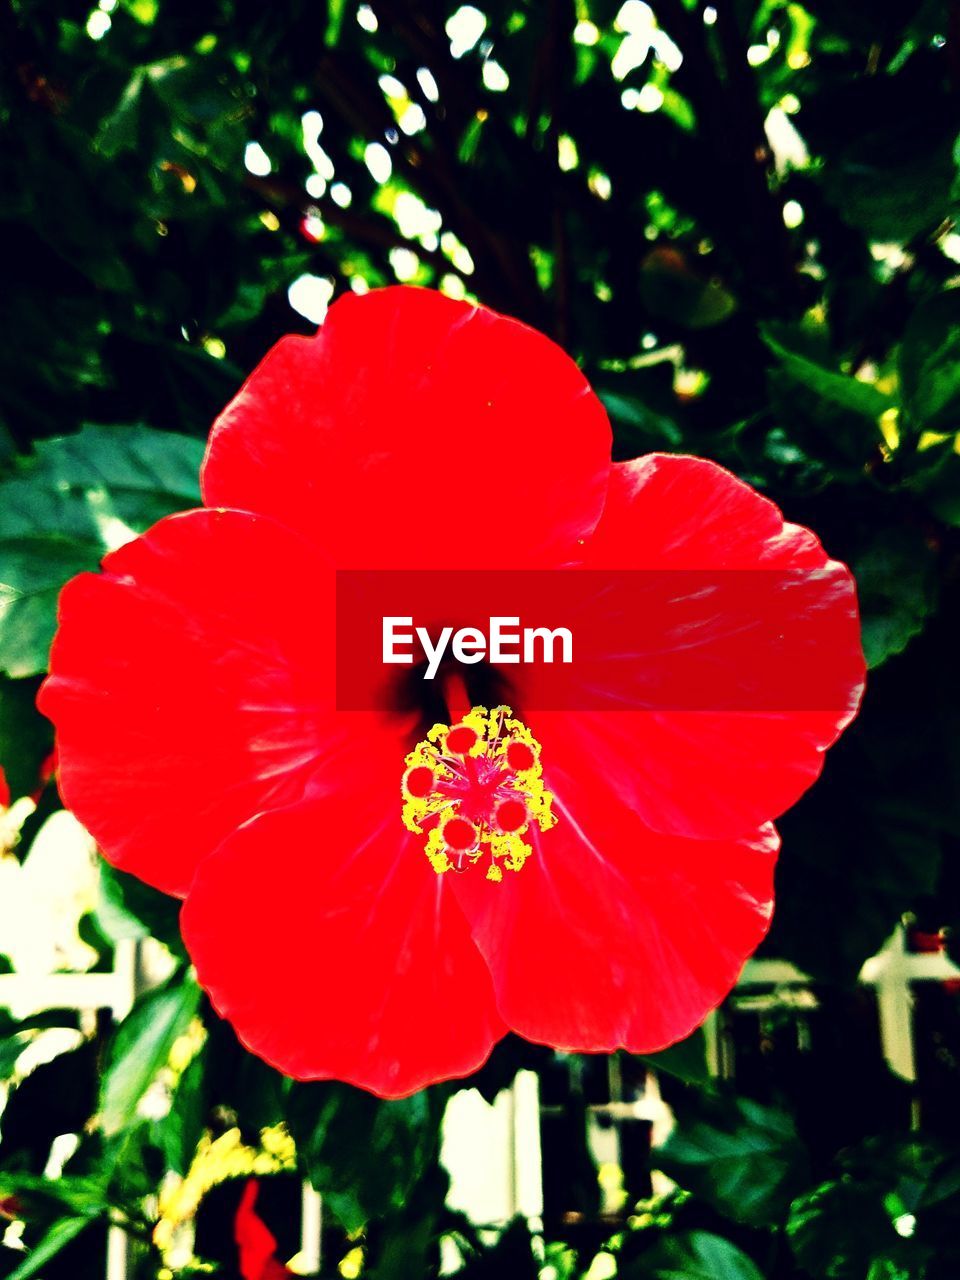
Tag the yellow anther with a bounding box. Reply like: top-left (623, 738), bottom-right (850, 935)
top-left (401, 705), bottom-right (555, 881)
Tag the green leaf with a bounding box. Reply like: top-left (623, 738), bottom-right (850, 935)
top-left (853, 527), bottom-right (938, 668)
top-left (153, 1050), bottom-right (206, 1175)
top-left (762, 330), bottom-right (893, 421)
top-left (908, 447), bottom-right (960, 527)
top-left (785, 1139), bottom-right (960, 1279)
top-left (655, 1094), bottom-right (808, 1228)
top-left (639, 248), bottom-right (737, 329)
top-left (817, 134), bottom-right (956, 243)
top-left (597, 390), bottom-right (684, 456)
top-left (760, 326), bottom-right (895, 474)
top-left (629, 1230), bottom-right (765, 1280)
top-left (99, 974), bottom-right (200, 1137)
top-left (641, 1029), bottom-right (710, 1085)
top-left (788, 1180), bottom-right (894, 1280)
top-left (0, 539), bottom-right (99, 679)
top-left (96, 57), bottom-right (241, 162)
top-left (287, 1083), bottom-right (447, 1231)
top-left (0, 675), bottom-right (52, 798)
top-left (325, 0), bottom-right (348, 45)
top-left (3, 1214), bottom-right (97, 1280)
top-left (801, 66), bottom-right (958, 242)
top-left (95, 67), bottom-right (152, 159)
top-left (22, 423), bottom-right (204, 526)
top-left (899, 290), bottom-right (960, 433)
top-left (121, 0), bottom-right (159, 23)
top-left (95, 862), bottom-right (185, 955)
top-left (0, 1173), bottom-right (109, 1220)
top-left (0, 425), bottom-right (203, 677)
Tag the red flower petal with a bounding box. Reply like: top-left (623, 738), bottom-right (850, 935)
top-left (181, 790), bottom-right (506, 1097)
top-left (532, 707), bottom-right (854, 843)
top-left (0, 766), bottom-right (9, 810)
top-left (526, 454), bottom-right (866, 839)
top-left (584, 453), bottom-right (832, 570)
top-left (39, 509), bottom-right (407, 897)
top-left (201, 287), bottom-right (612, 569)
top-left (451, 762), bottom-right (779, 1053)
top-left (235, 1181), bottom-right (289, 1280)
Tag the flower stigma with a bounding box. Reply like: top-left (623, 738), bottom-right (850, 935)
top-left (401, 706), bottom-right (556, 881)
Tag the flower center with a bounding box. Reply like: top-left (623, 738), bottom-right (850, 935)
top-left (401, 705), bottom-right (556, 881)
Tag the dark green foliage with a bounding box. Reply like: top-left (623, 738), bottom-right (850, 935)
top-left (96, 862), bottom-right (186, 955)
top-left (625, 1230), bottom-right (765, 1280)
top-left (786, 1138), bottom-right (960, 1278)
top-left (1, 0), bottom-right (960, 1276)
top-left (0, 424), bottom-right (203, 676)
top-left (99, 974), bottom-right (200, 1138)
top-left (287, 1082), bottom-right (449, 1232)
top-left (656, 1094), bottom-right (809, 1228)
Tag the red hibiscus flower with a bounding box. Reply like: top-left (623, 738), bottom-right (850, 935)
top-left (38, 287), bottom-right (864, 1098)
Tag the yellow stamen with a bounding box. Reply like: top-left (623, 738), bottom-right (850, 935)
top-left (401, 705), bottom-right (556, 880)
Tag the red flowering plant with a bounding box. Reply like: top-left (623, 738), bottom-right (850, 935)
top-left (234, 1181), bottom-right (295, 1280)
top-left (38, 286), bottom-right (864, 1099)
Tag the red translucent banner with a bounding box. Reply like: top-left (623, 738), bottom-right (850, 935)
top-left (335, 568), bottom-right (862, 713)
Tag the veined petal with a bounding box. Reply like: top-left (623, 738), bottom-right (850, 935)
top-left (534, 454), bottom-right (867, 838)
top-left (39, 508), bottom-right (408, 897)
top-left (202, 287), bottom-right (612, 569)
top-left (585, 453), bottom-right (834, 571)
top-left (450, 759), bottom-right (778, 1053)
top-left (181, 790), bottom-right (506, 1097)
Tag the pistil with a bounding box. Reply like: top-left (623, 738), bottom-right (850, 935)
top-left (401, 705), bottom-right (556, 880)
